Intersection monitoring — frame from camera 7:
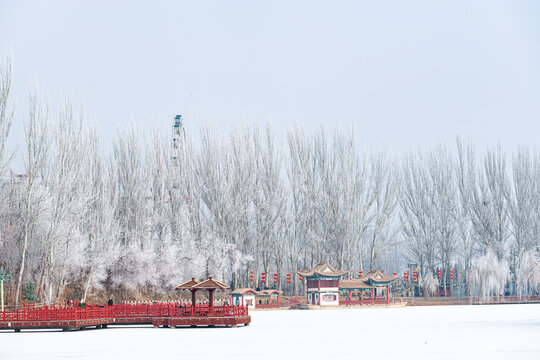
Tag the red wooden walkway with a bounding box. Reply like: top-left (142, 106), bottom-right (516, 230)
top-left (0, 303), bottom-right (250, 332)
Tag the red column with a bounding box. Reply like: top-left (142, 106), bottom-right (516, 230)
top-left (209, 289), bottom-right (214, 310)
top-left (191, 289), bottom-right (197, 308)
top-left (386, 286), bottom-right (389, 304)
top-left (360, 290), bottom-right (363, 304)
top-left (318, 280), bottom-right (321, 305)
top-left (338, 279), bottom-right (340, 306)
top-left (371, 288), bottom-right (374, 305)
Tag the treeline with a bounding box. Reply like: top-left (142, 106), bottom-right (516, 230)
top-left (1, 55), bottom-right (539, 307)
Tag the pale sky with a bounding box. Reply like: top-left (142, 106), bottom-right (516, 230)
top-left (1, 0), bottom-right (539, 154)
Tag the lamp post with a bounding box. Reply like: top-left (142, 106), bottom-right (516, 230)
top-left (0, 268), bottom-right (13, 311)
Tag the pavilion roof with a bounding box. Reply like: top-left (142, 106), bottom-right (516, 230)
top-left (340, 279), bottom-right (378, 290)
top-left (297, 261), bottom-right (348, 278)
top-left (231, 288), bottom-right (282, 296)
top-left (258, 289), bottom-right (283, 296)
top-left (191, 276), bottom-right (231, 290)
top-left (174, 278), bottom-right (200, 291)
top-left (363, 270), bottom-right (395, 284)
top-left (231, 288), bottom-right (258, 295)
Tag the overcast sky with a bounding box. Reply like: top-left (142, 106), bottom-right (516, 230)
top-left (1, 0), bottom-right (539, 155)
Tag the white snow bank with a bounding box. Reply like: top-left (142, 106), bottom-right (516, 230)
top-left (1, 304), bottom-right (540, 360)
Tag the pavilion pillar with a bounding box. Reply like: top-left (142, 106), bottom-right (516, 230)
top-left (360, 290), bottom-right (363, 304)
top-left (386, 286), bottom-right (389, 304)
top-left (209, 289), bottom-right (215, 309)
top-left (371, 288), bottom-right (374, 304)
top-left (191, 289), bottom-right (197, 308)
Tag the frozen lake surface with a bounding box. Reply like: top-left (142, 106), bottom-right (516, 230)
top-left (1, 303), bottom-right (540, 360)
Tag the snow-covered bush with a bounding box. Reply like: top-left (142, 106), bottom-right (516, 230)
top-left (516, 251), bottom-right (540, 296)
top-left (420, 273), bottom-right (439, 296)
top-left (472, 251), bottom-right (509, 298)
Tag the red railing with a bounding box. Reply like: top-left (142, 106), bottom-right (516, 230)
top-left (340, 298), bottom-right (391, 306)
top-left (255, 303), bottom-right (279, 309)
top-left (0, 303), bottom-right (248, 323)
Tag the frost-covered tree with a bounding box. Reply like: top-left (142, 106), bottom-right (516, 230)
top-left (15, 88), bottom-right (51, 307)
top-left (428, 146), bottom-right (457, 294)
top-left (471, 250), bottom-right (509, 298)
top-left (367, 149), bottom-right (399, 271)
top-left (420, 273), bottom-right (439, 297)
top-left (516, 250), bottom-right (540, 296)
top-left (253, 124), bottom-right (286, 288)
top-left (111, 124), bottom-right (153, 290)
top-left (81, 126), bottom-right (120, 299)
top-left (400, 151), bottom-right (437, 276)
top-left (455, 137), bottom-right (476, 295)
top-left (471, 146), bottom-right (510, 260)
top-left (38, 101), bottom-right (90, 303)
top-left (508, 147), bottom-right (540, 293)
top-left (0, 53), bottom-right (14, 178)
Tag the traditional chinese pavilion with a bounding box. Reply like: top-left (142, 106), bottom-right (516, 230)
top-left (231, 288), bottom-right (282, 309)
top-left (298, 262), bottom-right (348, 306)
top-left (340, 270), bottom-right (395, 305)
top-left (299, 263), bottom-right (396, 306)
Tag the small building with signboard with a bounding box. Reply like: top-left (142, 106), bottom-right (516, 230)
top-left (231, 288), bottom-right (282, 309)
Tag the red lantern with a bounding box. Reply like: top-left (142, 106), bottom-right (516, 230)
top-left (359, 271), bottom-right (363, 278)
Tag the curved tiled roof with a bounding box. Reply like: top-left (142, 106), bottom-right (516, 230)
top-left (231, 288), bottom-right (283, 296)
top-left (363, 270), bottom-right (395, 284)
top-left (231, 288), bottom-right (258, 295)
top-left (174, 278), bottom-right (200, 291)
top-left (339, 279), bottom-right (373, 289)
top-left (192, 276), bottom-right (231, 290)
top-left (297, 261), bottom-right (348, 277)
top-left (258, 289), bottom-right (283, 296)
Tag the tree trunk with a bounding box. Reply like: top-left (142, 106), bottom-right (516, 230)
top-left (15, 192), bottom-right (33, 308)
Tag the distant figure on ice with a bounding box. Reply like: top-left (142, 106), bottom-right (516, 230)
top-left (107, 297), bottom-right (113, 306)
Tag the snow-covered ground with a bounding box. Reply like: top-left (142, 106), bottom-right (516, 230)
top-left (1, 304), bottom-right (540, 360)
